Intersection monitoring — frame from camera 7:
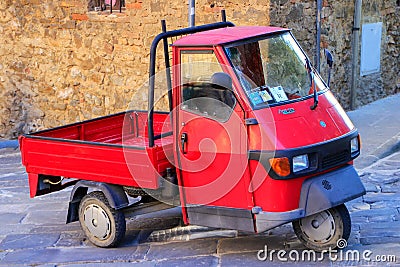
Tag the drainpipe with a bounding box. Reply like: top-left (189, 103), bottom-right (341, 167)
top-left (315, 0), bottom-right (322, 72)
top-left (350, 0), bottom-right (362, 110)
top-left (189, 0), bottom-right (195, 27)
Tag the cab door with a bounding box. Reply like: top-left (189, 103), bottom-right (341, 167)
top-left (174, 48), bottom-right (254, 231)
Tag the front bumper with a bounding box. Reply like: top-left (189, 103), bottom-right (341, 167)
top-left (248, 130), bottom-right (360, 180)
top-left (255, 165), bottom-right (365, 233)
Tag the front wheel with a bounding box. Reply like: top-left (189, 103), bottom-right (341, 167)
top-left (292, 204), bottom-right (351, 251)
top-left (79, 191), bottom-right (126, 248)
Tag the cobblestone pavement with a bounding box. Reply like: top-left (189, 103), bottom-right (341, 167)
top-left (0, 147), bottom-right (399, 266)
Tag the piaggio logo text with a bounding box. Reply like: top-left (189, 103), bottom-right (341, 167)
top-left (278, 108), bottom-right (295, 115)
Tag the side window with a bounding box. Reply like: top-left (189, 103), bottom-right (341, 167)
top-left (181, 50), bottom-right (222, 83)
top-left (180, 50), bottom-right (235, 121)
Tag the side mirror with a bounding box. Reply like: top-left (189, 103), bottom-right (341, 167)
top-left (325, 49), bottom-right (334, 87)
top-left (210, 72), bottom-right (233, 91)
top-left (325, 49), bottom-right (334, 68)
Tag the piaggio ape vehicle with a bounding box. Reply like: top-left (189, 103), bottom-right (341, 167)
top-left (19, 15), bottom-right (365, 250)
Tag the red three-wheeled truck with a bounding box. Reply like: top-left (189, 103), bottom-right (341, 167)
top-left (19, 16), bottom-right (365, 251)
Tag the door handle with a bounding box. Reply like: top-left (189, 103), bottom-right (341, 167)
top-left (180, 133), bottom-right (188, 154)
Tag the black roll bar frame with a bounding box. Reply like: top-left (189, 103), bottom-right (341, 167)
top-left (147, 11), bottom-right (234, 147)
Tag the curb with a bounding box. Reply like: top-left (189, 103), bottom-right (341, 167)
top-left (372, 134), bottom-right (400, 160)
top-left (0, 140), bottom-right (19, 149)
top-left (356, 135), bottom-right (400, 169)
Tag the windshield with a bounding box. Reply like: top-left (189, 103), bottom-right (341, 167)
top-left (225, 32), bottom-right (326, 108)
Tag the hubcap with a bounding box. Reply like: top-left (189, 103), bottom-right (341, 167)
top-left (300, 210), bottom-right (335, 242)
top-left (83, 204), bottom-right (111, 240)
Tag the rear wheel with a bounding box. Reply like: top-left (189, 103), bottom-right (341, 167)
top-left (79, 191), bottom-right (126, 248)
top-left (292, 204), bottom-right (351, 251)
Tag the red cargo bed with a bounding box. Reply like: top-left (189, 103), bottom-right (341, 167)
top-left (19, 111), bottom-right (174, 197)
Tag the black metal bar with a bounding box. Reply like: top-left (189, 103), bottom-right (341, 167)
top-left (221, 10), bottom-right (227, 22)
top-left (154, 131), bottom-right (173, 140)
top-left (148, 21), bottom-right (235, 147)
top-left (161, 20), bottom-right (173, 113)
top-left (134, 111), bottom-right (139, 137)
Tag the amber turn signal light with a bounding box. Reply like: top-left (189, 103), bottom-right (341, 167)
top-left (269, 157), bottom-right (291, 177)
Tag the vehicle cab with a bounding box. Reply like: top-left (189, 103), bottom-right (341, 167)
top-left (169, 25), bottom-right (365, 251)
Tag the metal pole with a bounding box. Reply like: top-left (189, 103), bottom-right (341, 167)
top-left (161, 20), bottom-right (173, 113)
top-left (315, 0), bottom-right (322, 72)
top-left (350, 0), bottom-right (362, 110)
top-left (221, 10), bottom-right (227, 22)
top-left (189, 0), bottom-right (195, 27)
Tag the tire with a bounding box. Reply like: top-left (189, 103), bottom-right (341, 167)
top-left (292, 204), bottom-right (351, 251)
top-left (79, 191), bottom-right (126, 248)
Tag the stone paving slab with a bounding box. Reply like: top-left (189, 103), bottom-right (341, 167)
top-left (0, 213), bottom-right (26, 225)
top-left (0, 224), bottom-right (37, 236)
top-left (54, 232), bottom-right (87, 247)
top-left (217, 234), bottom-right (287, 254)
top-left (22, 211), bottom-right (67, 225)
top-left (0, 156), bottom-right (23, 163)
top-left (0, 234), bottom-right (61, 250)
top-left (354, 221), bottom-right (400, 231)
top-left (145, 239), bottom-right (218, 260)
top-left (220, 251), bottom-right (332, 266)
top-left (0, 245), bottom-right (150, 266)
top-left (0, 178), bottom-right (28, 189)
top-left (360, 236), bottom-right (400, 246)
top-left (0, 168), bottom-right (26, 176)
top-left (30, 222), bottom-right (86, 234)
top-left (26, 201), bottom-right (69, 212)
top-left (62, 262), bottom-right (156, 267)
top-left (155, 255), bottom-right (218, 267)
top-left (342, 243), bottom-right (400, 264)
top-left (350, 207), bottom-right (399, 217)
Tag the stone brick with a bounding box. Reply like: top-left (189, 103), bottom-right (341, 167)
top-left (71, 13), bottom-right (89, 21)
top-left (60, 1), bottom-right (84, 8)
top-left (62, 20), bottom-right (76, 29)
top-left (126, 3), bottom-right (143, 10)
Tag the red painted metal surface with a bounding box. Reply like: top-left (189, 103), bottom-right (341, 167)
top-left (172, 26), bottom-right (288, 47)
top-left (249, 90), bottom-right (355, 151)
top-left (20, 111), bottom-right (174, 197)
top-left (249, 160), bottom-right (306, 212)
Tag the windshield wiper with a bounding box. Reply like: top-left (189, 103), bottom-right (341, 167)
top-left (305, 58), bottom-right (318, 110)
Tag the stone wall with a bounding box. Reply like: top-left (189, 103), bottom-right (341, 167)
top-left (269, 0), bottom-right (399, 109)
top-left (0, 0), bottom-right (398, 138)
top-left (0, 0), bottom-right (269, 138)
top-left (358, 1), bottom-right (399, 106)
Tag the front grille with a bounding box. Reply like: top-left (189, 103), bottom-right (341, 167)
top-left (322, 150), bottom-right (348, 169)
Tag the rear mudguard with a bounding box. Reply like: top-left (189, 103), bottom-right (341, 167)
top-left (255, 165), bottom-right (365, 232)
top-left (66, 181), bottom-right (129, 223)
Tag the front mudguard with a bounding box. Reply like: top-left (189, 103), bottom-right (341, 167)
top-left (255, 165), bottom-right (366, 233)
